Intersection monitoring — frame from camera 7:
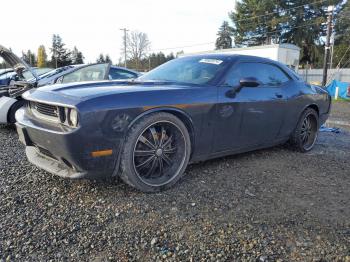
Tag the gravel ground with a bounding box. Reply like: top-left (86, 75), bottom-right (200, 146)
top-left (1, 102), bottom-right (349, 261)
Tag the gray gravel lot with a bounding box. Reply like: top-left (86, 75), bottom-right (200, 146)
top-left (1, 102), bottom-right (349, 261)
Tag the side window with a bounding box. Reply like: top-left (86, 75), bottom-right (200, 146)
top-left (61, 64), bottom-right (108, 84)
top-left (262, 64), bottom-right (290, 86)
top-left (109, 68), bottom-right (137, 80)
top-left (225, 62), bottom-right (290, 87)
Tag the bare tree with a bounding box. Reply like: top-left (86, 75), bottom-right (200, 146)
top-left (121, 30), bottom-right (150, 69)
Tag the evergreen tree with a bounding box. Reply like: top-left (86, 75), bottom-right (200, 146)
top-left (96, 54), bottom-right (112, 64)
top-left (22, 50), bottom-right (36, 67)
top-left (37, 45), bottom-right (47, 68)
top-left (105, 55), bottom-right (112, 64)
top-left (50, 34), bottom-right (72, 68)
top-left (230, 0), bottom-right (282, 46)
top-left (175, 51), bottom-right (184, 58)
top-left (229, 0), bottom-right (343, 67)
top-left (166, 53), bottom-right (175, 61)
top-left (96, 54), bottom-right (105, 63)
top-left (332, 1), bottom-right (350, 68)
top-left (215, 21), bottom-right (233, 49)
top-left (71, 46), bottom-right (84, 64)
top-left (334, 0), bottom-right (350, 45)
top-left (120, 51), bottom-right (174, 71)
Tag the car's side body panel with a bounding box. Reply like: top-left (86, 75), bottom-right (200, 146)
top-left (15, 54), bottom-right (331, 180)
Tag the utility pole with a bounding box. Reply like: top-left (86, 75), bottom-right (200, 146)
top-left (120, 28), bottom-right (129, 68)
top-left (329, 31), bottom-right (335, 70)
top-left (322, 5), bottom-right (334, 87)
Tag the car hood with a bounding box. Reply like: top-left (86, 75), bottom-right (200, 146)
top-left (0, 45), bottom-right (38, 81)
top-left (23, 80), bottom-right (197, 105)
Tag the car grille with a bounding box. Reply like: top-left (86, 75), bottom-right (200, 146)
top-left (33, 102), bottom-right (58, 117)
top-left (31, 102), bottom-right (59, 122)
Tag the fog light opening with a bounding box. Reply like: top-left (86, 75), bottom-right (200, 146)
top-left (61, 158), bottom-right (73, 169)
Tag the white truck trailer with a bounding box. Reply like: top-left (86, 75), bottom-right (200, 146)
top-left (180, 44), bottom-right (301, 70)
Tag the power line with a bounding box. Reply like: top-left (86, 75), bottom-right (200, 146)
top-left (335, 45), bottom-right (350, 68)
top-left (148, 2), bottom-right (331, 53)
top-left (326, 56), bottom-right (350, 85)
top-left (148, 18), bottom-right (326, 53)
top-left (232, 0), bottom-right (328, 24)
top-left (268, 21), bottom-right (323, 35)
top-left (149, 42), bottom-right (215, 53)
top-left (326, 45), bottom-right (350, 84)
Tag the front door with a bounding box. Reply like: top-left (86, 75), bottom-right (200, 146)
top-left (213, 61), bottom-right (291, 152)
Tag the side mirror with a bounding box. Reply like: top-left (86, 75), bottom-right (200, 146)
top-left (239, 77), bottom-right (260, 88)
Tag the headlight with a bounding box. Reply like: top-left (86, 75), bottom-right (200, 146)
top-left (68, 108), bottom-right (79, 127)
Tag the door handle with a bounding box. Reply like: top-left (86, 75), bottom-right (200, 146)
top-left (275, 93), bottom-right (283, 99)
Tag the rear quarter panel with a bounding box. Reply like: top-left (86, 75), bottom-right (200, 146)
top-left (279, 81), bottom-right (330, 137)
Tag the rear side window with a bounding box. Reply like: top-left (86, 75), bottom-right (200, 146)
top-left (225, 62), bottom-right (291, 87)
top-left (61, 64), bottom-right (108, 84)
top-left (109, 68), bottom-right (137, 80)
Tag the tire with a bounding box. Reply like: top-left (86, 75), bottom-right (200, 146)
top-left (8, 100), bottom-right (26, 124)
top-left (290, 108), bottom-right (319, 152)
top-left (119, 112), bottom-right (191, 192)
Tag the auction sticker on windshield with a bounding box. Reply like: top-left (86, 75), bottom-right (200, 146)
top-left (199, 59), bottom-right (223, 65)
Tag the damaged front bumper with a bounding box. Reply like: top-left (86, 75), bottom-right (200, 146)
top-left (15, 108), bottom-right (121, 180)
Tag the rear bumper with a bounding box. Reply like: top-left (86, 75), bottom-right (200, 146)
top-left (15, 108), bottom-right (121, 180)
top-left (319, 96), bottom-right (331, 126)
top-left (319, 112), bottom-right (329, 126)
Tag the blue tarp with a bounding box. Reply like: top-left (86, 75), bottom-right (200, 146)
top-left (326, 80), bottom-right (350, 99)
top-left (319, 125), bottom-right (341, 133)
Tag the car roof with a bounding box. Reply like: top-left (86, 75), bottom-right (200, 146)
top-left (180, 53), bottom-right (280, 63)
top-left (179, 54), bottom-right (298, 80)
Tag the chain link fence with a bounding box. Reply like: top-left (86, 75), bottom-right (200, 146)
top-left (297, 68), bottom-right (350, 85)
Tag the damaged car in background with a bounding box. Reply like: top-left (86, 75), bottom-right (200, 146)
top-left (0, 67), bottom-right (52, 96)
top-left (15, 54), bottom-right (331, 192)
top-left (0, 45), bottom-right (140, 124)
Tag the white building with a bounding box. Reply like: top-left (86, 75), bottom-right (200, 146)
top-left (180, 44), bottom-right (301, 70)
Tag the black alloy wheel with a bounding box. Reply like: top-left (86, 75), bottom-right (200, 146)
top-left (133, 121), bottom-right (186, 186)
top-left (300, 113), bottom-right (318, 151)
top-left (119, 112), bottom-right (191, 192)
top-left (291, 108), bottom-right (319, 152)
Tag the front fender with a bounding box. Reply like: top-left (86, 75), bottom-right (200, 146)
top-left (126, 106), bottom-right (195, 132)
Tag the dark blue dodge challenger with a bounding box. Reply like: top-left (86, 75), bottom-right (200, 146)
top-left (15, 55), bottom-right (331, 192)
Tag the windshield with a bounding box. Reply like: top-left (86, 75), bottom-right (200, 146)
top-left (139, 56), bottom-right (228, 85)
top-left (37, 66), bottom-right (74, 80)
top-left (23, 68), bottom-right (49, 81)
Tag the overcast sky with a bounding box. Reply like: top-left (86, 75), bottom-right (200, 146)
top-left (1, 0), bottom-right (235, 64)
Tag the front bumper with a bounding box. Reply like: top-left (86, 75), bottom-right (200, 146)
top-left (15, 108), bottom-right (121, 180)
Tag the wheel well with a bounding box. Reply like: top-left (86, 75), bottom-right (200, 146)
top-left (7, 99), bottom-right (25, 124)
top-left (162, 110), bottom-right (195, 153)
top-left (307, 104), bottom-right (319, 116)
top-left (127, 109), bottom-right (196, 156)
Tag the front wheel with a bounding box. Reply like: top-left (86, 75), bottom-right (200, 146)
top-left (119, 112), bottom-right (191, 192)
top-left (290, 108), bottom-right (319, 152)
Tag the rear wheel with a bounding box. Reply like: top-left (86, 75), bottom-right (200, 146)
top-left (290, 108), bottom-right (319, 152)
top-left (119, 112), bottom-right (191, 192)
